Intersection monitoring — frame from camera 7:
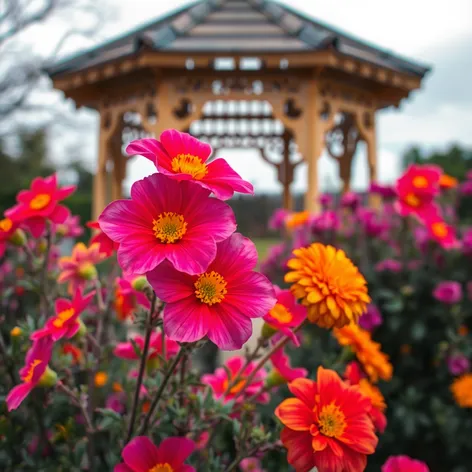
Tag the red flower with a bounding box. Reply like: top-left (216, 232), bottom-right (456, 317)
top-left (425, 218), bottom-right (459, 249)
top-left (87, 220), bottom-right (119, 258)
top-left (275, 367), bottom-right (378, 472)
top-left (126, 129), bottom-right (254, 200)
top-left (115, 436), bottom-right (195, 472)
top-left (114, 277), bottom-right (151, 321)
top-left (6, 174), bottom-right (75, 237)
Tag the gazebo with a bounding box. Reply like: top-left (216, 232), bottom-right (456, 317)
top-left (46, 0), bottom-right (430, 218)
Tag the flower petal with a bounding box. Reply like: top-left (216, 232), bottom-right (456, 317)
top-left (166, 235), bottom-right (217, 275)
top-left (275, 398), bottom-right (314, 431)
top-left (211, 233), bottom-right (259, 275)
top-left (6, 383), bottom-right (33, 411)
top-left (161, 129), bottom-right (212, 162)
top-left (158, 437), bottom-right (195, 467)
top-left (205, 158), bottom-right (254, 198)
top-left (280, 428), bottom-right (315, 472)
top-left (122, 436), bottom-right (160, 470)
top-left (288, 378), bottom-right (318, 410)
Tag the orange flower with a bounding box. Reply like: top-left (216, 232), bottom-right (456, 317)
top-left (451, 374), bottom-right (472, 408)
top-left (112, 382), bottom-right (124, 393)
top-left (285, 211), bottom-right (310, 229)
top-left (358, 379), bottom-right (387, 433)
top-left (61, 343), bottom-right (83, 364)
top-left (458, 325), bottom-right (468, 337)
top-left (285, 243), bottom-right (370, 328)
top-left (439, 173), bottom-right (458, 190)
top-left (275, 367), bottom-right (378, 472)
top-left (94, 371), bottom-right (108, 388)
top-left (334, 324), bottom-right (392, 383)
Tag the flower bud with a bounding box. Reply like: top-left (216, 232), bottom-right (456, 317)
top-left (265, 370), bottom-right (286, 388)
top-left (9, 229), bottom-right (27, 247)
top-left (10, 327), bottom-right (22, 337)
top-left (146, 357), bottom-right (161, 373)
top-left (78, 263), bottom-right (97, 281)
top-left (55, 224), bottom-right (67, 237)
top-left (38, 366), bottom-right (58, 388)
top-left (72, 319), bottom-right (87, 340)
top-left (132, 276), bottom-right (148, 292)
top-left (261, 322), bottom-right (277, 340)
top-left (37, 239), bottom-right (48, 254)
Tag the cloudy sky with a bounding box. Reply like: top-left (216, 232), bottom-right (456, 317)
top-left (42, 0), bottom-right (472, 194)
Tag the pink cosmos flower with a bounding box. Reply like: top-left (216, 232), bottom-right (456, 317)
top-left (126, 129), bottom-right (254, 200)
top-left (6, 173), bottom-right (75, 237)
top-left (0, 216), bottom-right (19, 257)
top-left (395, 164), bottom-right (442, 220)
top-left (433, 281), bottom-right (462, 304)
top-left (269, 347), bottom-right (307, 384)
top-left (369, 182), bottom-right (396, 199)
top-left (425, 218), bottom-right (459, 249)
top-left (148, 233), bottom-right (276, 350)
top-left (240, 457), bottom-right (265, 472)
top-left (319, 193), bottom-right (333, 209)
top-left (106, 392), bottom-right (126, 415)
top-left (341, 191), bottom-right (361, 209)
top-left (99, 173), bottom-right (236, 276)
top-left (447, 353), bottom-right (470, 376)
top-left (114, 277), bottom-right (150, 321)
top-left (202, 356), bottom-right (269, 404)
top-left (263, 286), bottom-right (306, 346)
top-left (311, 210), bottom-right (340, 234)
top-left (55, 214), bottom-right (83, 238)
top-left (114, 331), bottom-right (180, 364)
top-left (87, 220), bottom-right (119, 258)
top-left (115, 436), bottom-right (195, 472)
top-left (31, 289), bottom-right (95, 342)
top-left (58, 242), bottom-right (105, 294)
top-left (268, 208), bottom-right (290, 231)
top-left (375, 259), bottom-right (402, 273)
top-left (359, 304), bottom-right (383, 332)
top-left (6, 337), bottom-right (55, 410)
top-left (382, 455), bottom-right (429, 472)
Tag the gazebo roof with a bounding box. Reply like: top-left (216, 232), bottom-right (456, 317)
top-left (47, 0), bottom-right (430, 78)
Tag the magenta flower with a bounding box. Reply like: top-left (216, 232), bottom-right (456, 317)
top-left (87, 220), bottom-right (119, 258)
top-left (382, 455), bottom-right (429, 472)
top-left (462, 228), bottom-right (472, 255)
top-left (6, 338), bottom-right (55, 411)
top-left (106, 392), bottom-right (126, 415)
top-left (55, 214), bottom-right (84, 238)
top-left (240, 457), bottom-right (265, 472)
top-left (202, 356), bottom-right (269, 404)
top-left (433, 281), bottom-right (462, 304)
top-left (263, 286), bottom-right (306, 346)
top-left (319, 193), bottom-right (333, 209)
top-left (126, 130), bottom-right (253, 200)
top-left (31, 289), bottom-right (95, 342)
top-left (341, 191), bottom-right (361, 209)
top-left (114, 331), bottom-right (179, 363)
top-left (460, 180), bottom-right (472, 196)
top-left (269, 347), bottom-right (307, 384)
top-left (268, 208), bottom-right (290, 231)
top-left (375, 259), bottom-right (402, 273)
top-left (425, 218), bottom-right (459, 250)
top-left (447, 353), bottom-right (470, 375)
top-left (99, 173), bottom-right (236, 276)
top-left (311, 210), bottom-right (340, 234)
top-left (114, 277), bottom-right (151, 321)
top-left (115, 436), bottom-right (195, 472)
top-left (369, 182), bottom-right (396, 199)
top-left (6, 173), bottom-right (75, 237)
top-left (148, 233), bottom-right (276, 350)
top-left (359, 304), bottom-right (383, 331)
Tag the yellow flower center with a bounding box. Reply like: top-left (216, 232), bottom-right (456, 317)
top-left (171, 153), bottom-right (208, 180)
top-left (22, 359), bottom-right (43, 383)
top-left (412, 176), bottom-right (428, 188)
top-left (269, 303), bottom-right (293, 324)
top-left (149, 464), bottom-right (173, 472)
top-left (0, 218), bottom-right (13, 232)
top-left (153, 212), bottom-right (187, 243)
top-left (30, 193), bottom-right (51, 210)
top-left (194, 271), bottom-right (227, 305)
top-left (52, 308), bottom-right (76, 328)
top-left (318, 403), bottom-right (346, 438)
top-left (431, 221), bottom-right (447, 238)
top-left (404, 193), bottom-right (420, 207)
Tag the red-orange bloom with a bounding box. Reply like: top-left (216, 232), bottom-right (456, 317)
top-left (275, 367), bottom-right (378, 472)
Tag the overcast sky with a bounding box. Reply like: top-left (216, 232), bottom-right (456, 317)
top-left (43, 0), bottom-right (472, 194)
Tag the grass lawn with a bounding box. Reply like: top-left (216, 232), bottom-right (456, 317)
top-left (253, 237), bottom-right (280, 262)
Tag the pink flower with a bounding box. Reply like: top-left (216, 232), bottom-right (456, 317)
top-left (460, 180), bottom-right (472, 196)
top-left (357, 208), bottom-right (389, 238)
top-left (369, 182), bottom-right (396, 199)
top-left (0, 216), bottom-right (20, 257)
top-left (263, 286), bottom-right (306, 346)
top-left (311, 210), bottom-right (340, 234)
top-left (126, 130), bottom-right (254, 200)
top-left (341, 191), bottom-right (361, 209)
top-left (148, 233), bottom-right (276, 350)
top-left (382, 455), bottom-right (429, 472)
top-left (425, 218), bottom-right (459, 249)
top-left (114, 331), bottom-right (179, 364)
top-left (6, 173), bottom-right (75, 237)
top-left (31, 289), bottom-right (95, 342)
top-left (115, 436), bottom-right (195, 472)
top-left (6, 338), bottom-right (55, 410)
top-left (462, 228), bottom-right (472, 255)
top-left (114, 277), bottom-right (151, 321)
top-left (240, 457), bottom-right (265, 472)
top-left (58, 242), bottom-right (105, 294)
top-left (87, 220), bottom-right (119, 258)
top-left (433, 281), bottom-right (462, 304)
top-left (447, 353), bottom-right (470, 376)
top-left (319, 193), bottom-right (333, 209)
top-left (375, 259), bottom-right (402, 273)
top-left (268, 208), bottom-right (290, 231)
top-left (202, 356), bottom-right (269, 404)
top-left (269, 347), bottom-right (307, 384)
top-left (395, 164), bottom-right (442, 220)
top-left (55, 214), bottom-right (83, 238)
top-left (192, 431), bottom-right (209, 451)
top-left (359, 304), bottom-right (383, 331)
top-left (106, 392), bottom-right (126, 414)
top-left (99, 173), bottom-right (236, 276)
